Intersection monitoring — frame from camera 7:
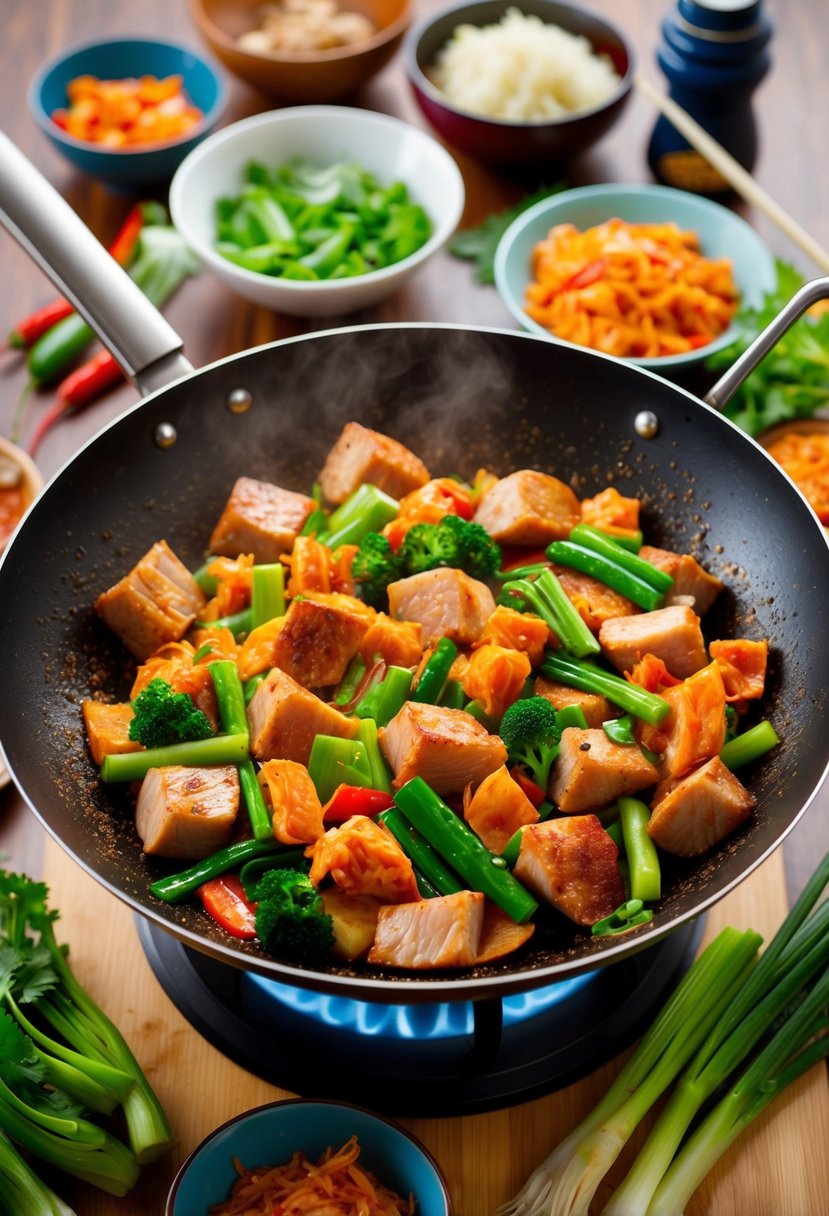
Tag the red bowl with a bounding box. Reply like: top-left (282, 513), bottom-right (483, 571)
top-left (404, 0), bottom-right (634, 166)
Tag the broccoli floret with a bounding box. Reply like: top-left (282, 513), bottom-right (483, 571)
top-left (253, 868), bottom-right (335, 963)
top-left (128, 677), bottom-right (213, 749)
top-left (351, 532), bottom-right (405, 607)
top-left (398, 514), bottom-right (501, 580)
top-left (498, 696), bottom-right (562, 791)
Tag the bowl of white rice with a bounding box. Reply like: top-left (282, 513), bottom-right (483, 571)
top-left (404, 0), bottom-right (633, 165)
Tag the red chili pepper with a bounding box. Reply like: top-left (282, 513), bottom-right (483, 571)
top-left (27, 351), bottom-right (125, 457)
top-left (510, 768), bottom-right (547, 809)
top-left (323, 784), bottom-right (395, 822)
top-left (7, 202), bottom-right (158, 350)
top-left (563, 259), bottom-right (608, 291)
top-left (198, 874), bottom-right (258, 940)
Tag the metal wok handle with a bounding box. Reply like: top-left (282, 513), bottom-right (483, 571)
top-left (706, 277), bottom-right (829, 411)
top-left (0, 131), bottom-right (193, 397)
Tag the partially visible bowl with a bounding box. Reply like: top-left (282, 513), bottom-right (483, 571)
top-left (494, 182), bottom-right (778, 371)
top-left (168, 105), bottom-right (465, 316)
top-left (404, 0), bottom-right (633, 166)
top-left (28, 36), bottom-right (225, 190)
top-left (0, 438), bottom-right (44, 558)
top-left (165, 1098), bottom-right (453, 1215)
top-left (190, 0), bottom-right (411, 104)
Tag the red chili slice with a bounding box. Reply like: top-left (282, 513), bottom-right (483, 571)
top-left (323, 784), bottom-right (395, 822)
top-left (198, 874), bottom-right (258, 939)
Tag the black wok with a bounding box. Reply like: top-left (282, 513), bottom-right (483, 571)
top-left (1, 133), bottom-right (828, 1003)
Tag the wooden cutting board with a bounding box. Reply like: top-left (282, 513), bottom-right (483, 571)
top-left (43, 837), bottom-right (829, 1215)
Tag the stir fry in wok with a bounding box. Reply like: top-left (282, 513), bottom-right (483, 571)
top-left (82, 422), bottom-right (776, 971)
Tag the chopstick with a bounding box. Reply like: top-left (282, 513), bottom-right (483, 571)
top-left (635, 73), bottom-right (829, 276)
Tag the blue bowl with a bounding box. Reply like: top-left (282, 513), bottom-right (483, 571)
top-left (494, 182), bottom-right (778, 371)
top-left (28, 36), bottom-right (226, 190)
top-left (165, 1098), bottom-right (453, 1215)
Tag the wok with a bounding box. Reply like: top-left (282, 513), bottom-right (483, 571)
top-left (1, 132), bottom-right (828, 1004)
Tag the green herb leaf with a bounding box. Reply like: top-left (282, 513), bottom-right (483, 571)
top-left (448, 183), bottom-right (566, 284)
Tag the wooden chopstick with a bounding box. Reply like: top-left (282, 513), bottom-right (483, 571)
top-left (635, 72), bottom-right (829, 275)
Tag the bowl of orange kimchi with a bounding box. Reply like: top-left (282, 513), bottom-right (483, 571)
top-left (166, 1097), bottom-right (452, 1215)
top-left (493, 182), bottom-right (776, 371)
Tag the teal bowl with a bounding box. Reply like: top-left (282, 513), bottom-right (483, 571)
top-left (28, 36), bottom-right (225, 190)
top-left (494, 183), bottom-right (777, 371)
top-left (165, 1098), bottom-right (453, 1215)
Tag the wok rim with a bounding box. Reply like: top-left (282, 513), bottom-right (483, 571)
top-left (3, 320), bottom-right (829, 1000)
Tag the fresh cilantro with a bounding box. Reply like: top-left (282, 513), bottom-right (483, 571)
top-left (706, 260), bottom-right (829, 436)
top-left (448, 183), bottom-right (566, 284)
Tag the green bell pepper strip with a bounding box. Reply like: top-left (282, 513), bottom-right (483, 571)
top-left (354, 665), bottom-right (413, 727)
top-left (546, 540), bottom-right (667, 611)
top-left (618, 796), bottom-right (661, 902)
top-left (567, 523), bottom-right (673, 591)
top-left (307, 735), bottom-right (373, 804)
top-left (101, 733), bottom-right (248, 783)
top-left (393, 778), bottom-right (538, 924)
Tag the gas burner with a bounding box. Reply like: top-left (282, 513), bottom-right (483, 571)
top-left (138, 917), bottom-right (702, 1116)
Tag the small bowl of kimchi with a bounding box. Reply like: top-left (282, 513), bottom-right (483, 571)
top-left (493, 182), bottom-right (777, 371)
top-left (166, 1097), bottom-right (452, 1215)
top-left (0, 437), bottom-right (43, 558)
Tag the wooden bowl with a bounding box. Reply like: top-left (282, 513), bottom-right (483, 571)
top-left (0, 437), bottom-right (44, 558)
top-left (190, 0), bottom-right (411, 104)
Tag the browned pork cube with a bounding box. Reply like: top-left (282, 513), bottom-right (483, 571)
top-left (247, 665), bottom-right (359, 764)
top-left (549, 727), bottom-right (658, 813)
top-left (387, 567), bottom-right (496, 647)
top-left (95, 540), bottom-right (207, 661)
top-left (272, 592), bottom-right (375, 688)
top-left (473, 470), bottom-right (581, 545)
top-left (318, 422), bottom-right (430, 505)
top-left (648, 755), bottom-right (755, 857)
top-left (513, 816), bottom-right (625, 926)
top-left (534, 675), bottom-right (616, 728)
top-left (379, 701), bottom-right (507, 794)
top-left (598, 605), bottom-right (708, 679)
top-left (368, 890), bottom-right (485, 970)
top-left (209, 477), bottom-right (315, 563)
top-left (639, 546), bottom-right (724, 616)
top-left (135, 765), bottom-right (240, 859)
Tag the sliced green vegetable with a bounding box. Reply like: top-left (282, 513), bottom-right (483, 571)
top-left (546, 540), bottom-right (667, 611)
top-left (378, 808), bottom-right (464, 897)
top-left (307, 736), bottom-right (372, 805)
top-left (567, 523), bottom-right (674, 592)
top-left (412, 637), bottom-right (457, 704)
top-left (501, 568), bottom-right (600, 659)
top-left (100, 733), bottom-right (249, 783)
top-left (540, 652), bottom-right (670, 726)
top-left (720, 720), bottom-right (780, 770)
top-left (250, 564), bottom-right (285, 629)
top-left (617, 796), bottom-right (661, 902)
top-left (353, 665), bottom-right (413, 727)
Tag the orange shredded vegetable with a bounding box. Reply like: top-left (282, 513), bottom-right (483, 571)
top-left (523, 218), bottom-right (739, 359)
top-left (209, 1134), bottom-right (416, 1216)
top-left (764, 429), bottom-right (829, 524)
top-left (52, 73), bottom-right (204, 148)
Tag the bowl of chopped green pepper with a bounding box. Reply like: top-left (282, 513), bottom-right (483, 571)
top-left (168, 105), bottom-right (465, 315)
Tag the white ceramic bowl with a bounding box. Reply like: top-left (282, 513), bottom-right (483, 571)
top-left (169, 106), bottom-right (465, 316)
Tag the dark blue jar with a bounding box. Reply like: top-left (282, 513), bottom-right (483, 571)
top-left (648, 0), bottom-right (773, 194)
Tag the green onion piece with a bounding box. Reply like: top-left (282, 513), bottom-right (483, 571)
top-left (547, 540), bottom-right (667, 611)
top-left (379, 807), bottom-right (464, 895)
top-left (196, 606), bottom-right (253, 639)
top-left (322, 484), bottom-right (399, 549)
top-left (495, 562), bottom-right (551, 581)
top-left (618, 796), bottom-right (661, 902)
top-left (502, 568), bottom-right (601, 658)
top-left (209, 660), bottom-right (248, 738)
top-left (251, 563), bottom-right (285, 629)
top-left (300, 506), bottom-right (328, 537)
top-left (307, 735), bottom-right (373, 804)
top-left (605, 819), bottom-right (624, 852)
top-left (568, 523), bottom-right (673, 591)
top-left (463, 699), bottom-right (500, 732)
top-left (412, 637), bottom-right (458, 704)
top-left (356, 718), bottom-right (393, 795)
top-left (101, 733), bottom-right (249, 783)
top-left (150, 838), bottom-right (295, 903)
top-left (238, 759), bottom-right (273, 842)
top-left (501, 827), bottom-right (524, 867)
top-left (720, 720), bottom-right (780, 770)
top-left (439, 679), bottom-right (467, 709)
top-left (393, 777), bottom-right (538, 923)
top-left (192, 557), bottom-right (219, 595)
top-left (354, 665), bottom-right (413, 727)
top-left (244, 672), bottom-right (268, 705)
top-left (591, 899), bottom-right (653, 936)
top-left (590, 527), bottom-right (644, 553)
top-left (541, 651), bottom-right (670, 726)
top-left (333, 656), bottom-right (368, 706)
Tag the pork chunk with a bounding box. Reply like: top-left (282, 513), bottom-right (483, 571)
top-left (473, 470), bottom-right (581, 545)
top-left (95, 540), bottom-right (207, 661)
top-left (513, 816), bottom-right (625, 926)
top-left (135, 765), bottom-right (239, 859)
top-left (387, 568), bottom-right (496, 647)
top-left (599, 605), bottom-right (708, 679)
top-left (463, 765), bottom-right (540, 854)
top-left (379, 701), bottom-right (507, 794)
top-left (368, 890), bottom-right (485, 969)
top-left (272, 591), bottom-right (375, 688)
top-left (534, 675), bottom-right (616, 728)
top-left (639, 546), bottom-right (724, 616)
top-left (209, 476), bottom-right (315, 563)
top-left (318, 422), bottom-right (430, 505)
top-left (549, 727), bottom-right (658, 813)
top-left (648, 756), bottom-right (755, 857)
top-left (247, 666), bottom-right (359, 764)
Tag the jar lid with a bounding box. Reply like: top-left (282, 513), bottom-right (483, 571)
top-left (678, 0), bottom-right (763, 35)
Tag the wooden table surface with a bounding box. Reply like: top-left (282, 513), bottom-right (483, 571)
top-left (2, 0), bottom-right (829, 1212)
